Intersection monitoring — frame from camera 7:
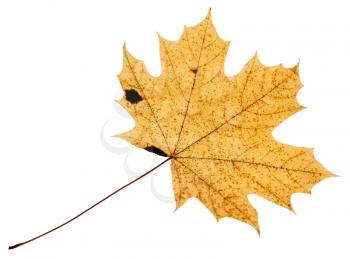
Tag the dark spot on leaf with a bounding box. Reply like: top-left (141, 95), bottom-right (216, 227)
top-left (191, 69), bottom-right (198, 74)
top-left (144, 145), bottom-right (168, 157)
top-left (125, 89), bottom-right (143, 104)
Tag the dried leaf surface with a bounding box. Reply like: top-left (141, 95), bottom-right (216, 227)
top-left (116, 10), bottom-right (334, 232)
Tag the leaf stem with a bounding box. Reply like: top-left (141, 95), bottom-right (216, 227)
top-left (9, 157), bottom-right (172, 250)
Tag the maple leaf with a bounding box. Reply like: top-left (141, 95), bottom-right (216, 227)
top-left (116, 10), bottom-right (334, 232)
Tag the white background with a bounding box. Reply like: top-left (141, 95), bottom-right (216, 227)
top-left (1, 0), bottom-right (350, 258)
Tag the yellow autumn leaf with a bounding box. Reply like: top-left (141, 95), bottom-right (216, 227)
top-left (116, 10), bottom-right (334, 233)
